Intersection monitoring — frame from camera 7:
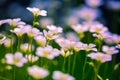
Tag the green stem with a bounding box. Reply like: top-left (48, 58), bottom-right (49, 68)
top-left (71, 52), bottom-right (77, 75)
top-left (62, 57), bottom-right (66, 72)
top-left (94, 61), bottom-right (101, 80)
top-left (67, 55), bottom-right (71, 73)
top-left (82, 52), bottom-right (88, 80)
top-left (10, 33), bottom-right (14, 53)
top-left (17, 36), bottom-right (21, 51)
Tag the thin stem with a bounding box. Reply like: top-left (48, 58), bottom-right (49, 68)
top-left (82, 52), bottom-right (88, 80)
top-left (71, 52), bottom-right (77, 75)
top-left (94, 61), bottom-right (101, 80)
top-left (62, 57), bottom-right (66, 72)
top-left (67, 55), bottom-right (71, 73)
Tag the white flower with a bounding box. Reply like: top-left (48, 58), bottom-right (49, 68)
top-left (34, 35), bottom-right (46, 46)
top-left (6, 18), bottom-right (25, 27)
top-left (36, 45), bottom-right (60, 59)
top-left (60, 49), bottom-right (73, 57)
top-left (46, 25), bottom-right (63, 34)
top-left (102, 45), bottom-right (119, 55)
top-left (27, 7), bottom-right (47, 16)
top-left (53, 71), bottom-right (75, 80)
top-left (88, 52), bottom-right (112, 63)
top-left (26, 26), bottom-right (42, 38)
top-left (20, 43), bottom-right (34, 53)
top-left (56, 38), bottom-right (75, 51)
top-left (10, 27), bottom-right (26, 36)
top-left (83, 43), bottom-right (97, 52)
top-left (5, 52), bottom-right (27, 67)
top-left (28, 65), bottom-right (49, 79)
top-left (25, 54), bottom-right (39, 63)
top-left (43, 30), bottom-right (58, 40)
top-left (72, 24), bottom-right (88, 34)
top-left (89, 23), bottom-right (108, 34)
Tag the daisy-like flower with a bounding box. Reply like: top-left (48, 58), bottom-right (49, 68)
top-left (89, 23), bottom-right (108, 34)
top-left (10, 27), bottom-right (26, 37)
top-left (5, 52), bottom-right (27, 67)
top-left (102, 45), bottom-right (119, 55)
top-left (28, 65), bottom-right (49, 79)
top-left (83, 43), bottom-right (97, 52)
top-left (53, 71), bottom-right (75, 80)
top-left (88, 52), bottom-right (112, 63)
top-left (43, 30), bottom-right (58, 40)
top-left (72, 24), bottom-right (88, 34)
top-left (20, 43), bottom-right (34, 53)
top-left (56, 38), bottom-right (75, 51)
top-left (34, 35), bottom-right (46, 47)
top-left (93, 31), bottom-right (111, 40)
top-left (26, 26), bottom-right (42, 38)
top-left (25, 54), bottom-right (39, 63)
top-left (27, 7), bottom-right (47, 16)
top-left (60, 49), bottom-right (72, 57)
top-left (6, 18), bottom-right (25, 28)
top-left (36, 45), bottom-right (60, 59)
top-left (46, 25), bottom-right (63, 35)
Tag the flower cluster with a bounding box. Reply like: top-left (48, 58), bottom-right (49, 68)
top-left (0, 6), bottom-right (120, 80)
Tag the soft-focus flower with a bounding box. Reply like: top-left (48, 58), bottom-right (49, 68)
top-left (26, 26), bottom-right (42, 38)
top-left (43, 30), bottom-right (58, 40)
top-left (85, 0), bottom-right (103, 7)
top-left (40, 18), bottom-right (54, 27)
top-left (116, 44), bottom-right (120, 49)
top-left (65, 15), bottom-right (79, 26)
top-left (89, 23), bottom-right (108, 34)
top-left (56, 38), bottom-right (75, 51)
top-left (53, 71), bottom-right (75, 80)
top-left (72, 24), bottom-right (88, 34)
top-left (93, 31), bottom-right (111, 40)
top-left (10, 27), bottom-right (26, 37)
top-left (83, 43), bottom-right (97, 52)
top-left (46, 25), bottom-right (63, 35)
top-left (0, 19), bottom-right (9, 26)
top-left (34, 35), bottom-right (46, 46)
top-left (28, 65), bottom-right (49, 79)
top-left (5, 52), bottom-right (27, 67)
top-left (102, 45), bottom-right (119, 55)
top-left (111, 34), bottom-right (120, 44)
top-left (6, 18), bottom-right (25, 28)
top-left (20, 43), bottom-right (34, 53)
top-left (88, 52), bottom-right (112, 63)
top-left (75, 7), bottom-right (101, 21)
top-left (27, 7), bottom-right (47, 16)
top-left (36, 45), bottom-right (60, 59)
top-left (60, 49), bottom-right (72, 57)
top-left (3, 38), bottom-right (14, 48)
top-left (25, 54), bottom-right (39, 63)
top-left (74, 42), bottom-right (84, 52)
top-left (66, 32), bottom-right (79, 41)
top-left (0, 34), bottom-right (6, 45)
